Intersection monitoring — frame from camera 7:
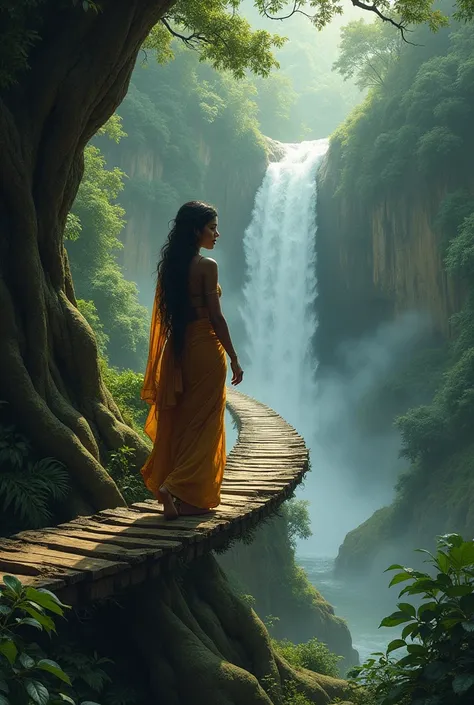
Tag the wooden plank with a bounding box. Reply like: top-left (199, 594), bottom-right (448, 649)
top-left (1, 389), bottom-right (309, 599)
top-left (0, 571), bottom-right (67, 591)
top-left (53, 528), bottom-right (182, 552)
top-left (0, 554), bottom-right (85, 583)
top-left (96, 508), bottom-right (226, 534)
top-left (0, 542), bottom-right (126, 580)
top-left (61, 518), bottom-right (198, 542)
top-left (15, 531), bottom-right (162, 564)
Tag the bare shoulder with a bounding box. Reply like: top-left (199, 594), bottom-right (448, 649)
top-left (200, 256), bottom-right (218, 271)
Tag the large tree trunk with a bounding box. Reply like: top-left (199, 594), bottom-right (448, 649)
top-left (0, 0), bottom-right (174, 512)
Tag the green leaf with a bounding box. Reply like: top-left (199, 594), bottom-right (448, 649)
top-left (0, 639), bottom-right (17, 665)
top-left (407, 643), bottom-right (427, 655)
top-left (0, 681), bottom-right (8, 694)
top-left (386, 638), bottom-right (406, 654)
top-left (25, 589), bottom-right (66, 616)
top-left (385, 564), bottom-right (404, 571)
top-left (0, 606), bottom-right (11, 617)
top-left (19, 652), bottom-right (35, 669)
top-left (402, 622), bottom-right (419, 639)
top-left (58, 694), bottom-right (75, 704)
top-left (461, 620), bottom-right (474, 632)
top-left (397, 602), bottom-right (416, 617)
top-left (389, 571), bottom-right (413, 588)
top-left (438, 533), bottom-right (464, 549)
top-left (18, 617), bottom-right (43, 631)
top-left (423, 661), bottom-right (451, 681)
top-left (418, 602), bottom-right (439, 620)
top-left (450, 542), bottom-right (474, 569)
top-left (25, 679), bottom-right (49, 705)
top-left (445, 585), bottom-right (472, 597)
top-left (460, 593), bottom-right (474, 613)
top-left (36, 660), bottom-right (71, 685)
top-left (2, 576), bottom-right (22, 595)
top-left (396, 653), bottom-right (424, 667)
top-left (23, 606), bottom-right (55, 633)
top-left (0, 694), bottom-right (10, 705)
top-left (380, 611), bottom-right (414, 628)
top-left (452, 673), bottom-right (474, 694)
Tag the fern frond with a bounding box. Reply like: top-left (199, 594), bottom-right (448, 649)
top-left (0, 424), bottom-right (31, 469)
top-left (0, 469), bottom-right (51, 528)
top-left (33, 457), bottom-right (69, 500)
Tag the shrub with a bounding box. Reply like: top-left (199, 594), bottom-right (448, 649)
top-left (273, 637), bottom-right (342, 679)
top-left (106, 446), bottom-right (152, 505)
top-left (0, 416), bottom-right (69, 534)
top-left (0, 574), bottom-right (98, 705)
top-left (350, 533), bottom-right (474, 705)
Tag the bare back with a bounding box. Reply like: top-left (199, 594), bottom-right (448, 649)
top-left (188, 255), bottom-right (221, 320)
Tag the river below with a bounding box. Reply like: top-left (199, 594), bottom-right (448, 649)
top-left (296, 552), bottom-right (403, 664)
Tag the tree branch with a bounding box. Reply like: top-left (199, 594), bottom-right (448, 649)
top-left (259, 1), bottom-right (313, 22)
top-left (161, 17), bottom-right (210, 48)
top-left (259, 0), bottom-right (416, 43)
top-left (350, 0), bottom-right (415, 44)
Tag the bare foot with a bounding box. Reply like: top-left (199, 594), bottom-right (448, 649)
top-left (178, 501), bottom-right (213, 516)
top-left (160, 486), bottom-right (178, 520)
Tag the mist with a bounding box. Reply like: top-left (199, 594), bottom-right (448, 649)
top-left (302, 309), bottom-right (433, 556)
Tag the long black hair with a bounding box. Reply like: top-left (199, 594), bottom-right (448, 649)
top-left (157, 201), bottom-right (217, 356)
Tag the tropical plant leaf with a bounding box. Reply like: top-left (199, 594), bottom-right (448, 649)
top-left (37, 659), bottom-right (72, 685)
top-left (24, 679), bottom-right (49, 705)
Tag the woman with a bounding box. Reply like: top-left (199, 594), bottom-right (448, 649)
top-left (141, 201), bottom-right (244, 520)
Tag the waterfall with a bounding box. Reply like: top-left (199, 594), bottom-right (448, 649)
top-left (240, 139), bottom-right (328, 433)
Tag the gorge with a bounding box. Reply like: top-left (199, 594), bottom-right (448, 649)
top-left (2, 2), bottom-right (474, 703)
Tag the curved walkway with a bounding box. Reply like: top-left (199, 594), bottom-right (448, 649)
top-left (0, 389), bottom-right (309, 604)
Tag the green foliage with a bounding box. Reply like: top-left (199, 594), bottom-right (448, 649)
top-left (331, 18), bottom-right (474, 201)
top-left (285, 499), bottom-right (312, 548)
top-left (0, 418), bottom-right (69, 534)
top-left (51, 644), bottom-right (111, 705)
top-left (99, 363), bottom-right (147, 431)
top-left (395, 199), bottom-right (474, 469)
top-left (153, 0), bottom-right (285, 80)
top-left (0, 1), bottom-right (44, 88)
top-left (67, 142), bottom-right (149, 371)
top-left (0, 574), bottom-right (94, 705)
top-left (273, 637), bottom-right (342, 678)
top-left (446, 213), bottom-right (474, 279)
top-left (76, 301), bottom-right (109, 358)
top-left (282, 681), bottom-right (313, 705)
top-left (350, 534), bottom-right (474, 705)
top-left (333, 19), bottom-right (402, 90)
top-left (106, 446), bottom-right (152, 505)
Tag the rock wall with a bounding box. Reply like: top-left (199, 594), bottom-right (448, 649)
top-left (315, 144), bottom-right (467, 367)
top-left (104, 134), bottom-right (272, 302)
top-left (218, 513), bottom-right (359, 673)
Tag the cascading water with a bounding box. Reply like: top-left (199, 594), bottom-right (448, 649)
top-left (239, 139), bottom-right (328, 433)
top-left (238, 138), bottom-right (403, 662)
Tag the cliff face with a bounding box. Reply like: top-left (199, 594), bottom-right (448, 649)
top-left (218, 511), bottom-right (359, 673)
top-left (106, 135), bottom-right (269, 300)
top-left (315, 145), bottom-right (467, 366)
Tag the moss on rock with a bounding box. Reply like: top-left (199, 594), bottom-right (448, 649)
top-left (218, 513), bottom-right (358, 671)
top-left (121, 554), bottom-right (352, 705)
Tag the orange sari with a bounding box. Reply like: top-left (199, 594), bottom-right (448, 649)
top-left (140, 289), bottom-right (227, 509)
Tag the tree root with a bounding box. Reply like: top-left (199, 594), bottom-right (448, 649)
top-left (121, 555), bottom-right (353, 705)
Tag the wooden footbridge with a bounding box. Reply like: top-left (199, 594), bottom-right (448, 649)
top-left (0, 390), bottom-right (309, 605)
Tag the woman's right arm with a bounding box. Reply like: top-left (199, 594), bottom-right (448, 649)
top-left (203, 259), bottom-right (243, 385)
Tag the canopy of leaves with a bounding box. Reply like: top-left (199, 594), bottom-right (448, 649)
top-left (3, 0), bottom-right (474, 91)
top-left (66, 135), bottom-right (149, 371)
top-left (333, 19), bottom-right (402, 89)
top-left (331, 12), bottom-right (474, 202)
